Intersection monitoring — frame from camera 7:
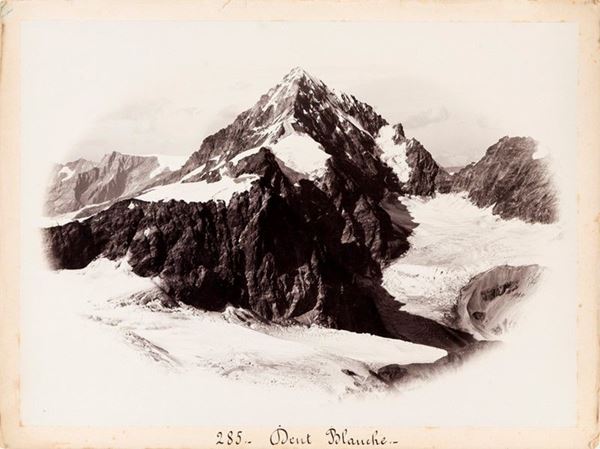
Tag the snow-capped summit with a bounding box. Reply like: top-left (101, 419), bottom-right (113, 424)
top-left (172, 67), bottom-right (391, 187)
top-left (283, 66), bottom-right (315, 80)
top-left (45, 68), bottom-right (556, 227)
top-left (46, 67), bottom-right (451, 217)
top-left (276, 66), bottom-right (324, 92)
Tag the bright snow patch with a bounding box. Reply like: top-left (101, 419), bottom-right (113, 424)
top-left (376, 125), bottom-right (411, 183)
top-left (58, 165), bottom-right (75, 182)
top-left (269, 133), bottom-right (330, 180)
top-left (227, 116), bottom-right (330, 181)
top-left (181, 163), bottom-right (206, 181)
top-left (136, 174), bottom-right (259, 204)
top-left (39, 200), bottom-right (113, 227)
top-left (382, 193), bottom-right (562, 327)
top-left (230, 146), bottom-right (262, 165)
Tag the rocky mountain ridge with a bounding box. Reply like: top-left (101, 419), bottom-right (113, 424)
top-left (45, 67), bottom-right (452, 220)
top-left (43, 68), bottom-right (557, 353)
top-left (448, 136), bottom-right (558, 224)
top-left (43, 68), bottom-right (480, 351)
top-left (170, 67), bottom-right (391, 185)
top-left (454, 264), bottom-right (542, 339)
top-left (45, 147), bottom-right (473, 350)
top-left (45, 152), bottom-right (185, 217)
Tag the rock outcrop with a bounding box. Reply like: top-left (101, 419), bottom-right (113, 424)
top-left (44, 148), bottom-right (472, 350)
top-left (374, 123), bottom-right (449, 197)
top-left (454, 264), bottom-right (543, 339)
top-left (449, 137), bottom-right (558, 223)
top-left (45, 149), bottom-right (402, 331)
top-left (404, 138), bottom-right (451, 196)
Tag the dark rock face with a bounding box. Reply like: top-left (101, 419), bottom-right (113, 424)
top-left (403, 138), bottom-right (451, 196)
top-left (44, 146), bottom-right (474, 351)
top-left (450, 137), bottom-right (558, 223)
top-left (375, 123), bottom-right (448, 197)
top-left (392, 123), bottom-right (405, 142)
top-left (45, 150), bottom-right (407, 335)
top-left (454, 264), bottom-right (542, 338)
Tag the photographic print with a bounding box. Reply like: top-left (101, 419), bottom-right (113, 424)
top-left (1, 2), bottom-right (599, 448)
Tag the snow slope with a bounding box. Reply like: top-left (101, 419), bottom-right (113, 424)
top-left (269, 132), bottom-right (330, 180)
top-left (230, 146), bottom-right (262, 165)
top-left (39, 200), bottom-right (113, 227)
top-left (376, 125), bottom-right (410, 183)
top-left (382, 193), bottom-right (562, 328)
top-left (137, 173), bottom-right (259, 204)
top-left (21, 258), bottom-right (445, 425)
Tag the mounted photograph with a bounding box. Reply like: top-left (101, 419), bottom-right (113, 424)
top-left (2, 6), bottom-right (598, 448)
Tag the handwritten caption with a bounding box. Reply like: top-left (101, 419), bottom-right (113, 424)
top-left (216, 426), bottom-right (399, 446)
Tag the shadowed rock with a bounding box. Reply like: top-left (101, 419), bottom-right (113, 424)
top-left (449, 137), bottom-right (558, 223)
top-left (454, 264), bottom-right (543, 338)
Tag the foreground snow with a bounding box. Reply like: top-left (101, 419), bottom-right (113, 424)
top-left (67, 260), bottom-right (446, 375)
top-left (22, 194), bottom-right (576, 427)
top-left (21, 258), bottom-right (446, 425)
top-left (382, 193), bottom-right (562, 329)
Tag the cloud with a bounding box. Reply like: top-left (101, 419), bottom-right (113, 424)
top-left (66, 99), bottom-right (207, 161)
top-left (104, 99), bottom-right (169, 121)
top-left (403, 107), bottom-right (450, 129)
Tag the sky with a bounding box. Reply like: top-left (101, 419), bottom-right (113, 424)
top-left (22, 21), bottom-right (577, 167)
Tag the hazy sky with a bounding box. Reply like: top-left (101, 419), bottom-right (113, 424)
top-left (22, 21), bottom-right (577, 167)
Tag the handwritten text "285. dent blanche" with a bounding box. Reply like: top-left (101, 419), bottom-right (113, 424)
top-left (269, 426), bottom-right (398, 446)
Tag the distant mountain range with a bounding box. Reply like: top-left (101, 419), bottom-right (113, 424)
top-left (43, 67), bottom-right (558, 352)
top-left (45, 153), bottom-right (186, 218)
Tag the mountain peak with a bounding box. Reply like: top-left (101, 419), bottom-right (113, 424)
top-left (282, 66), bottom-right (319, 83)
top-left (176, 68), bottom-right (389, 183)
top-left (262, 67), bottom-right (325, 105)
top-left (285, 66), bottom-right (308, 77)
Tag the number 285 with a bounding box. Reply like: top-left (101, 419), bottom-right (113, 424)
top-left (216, 430), bottom-right (245, 445)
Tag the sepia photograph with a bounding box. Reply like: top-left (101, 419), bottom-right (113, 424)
top-left (1, 2), bottom-right (599, 448)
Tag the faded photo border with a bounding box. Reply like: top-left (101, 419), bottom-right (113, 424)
top-left (1, 1), bottom-right (599, 448)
